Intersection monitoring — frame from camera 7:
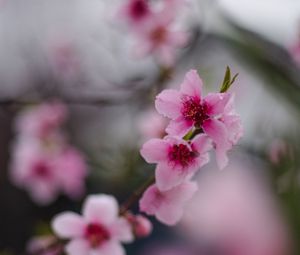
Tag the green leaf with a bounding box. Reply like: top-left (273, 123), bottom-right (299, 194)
top-left (220, 66), bottom-right (239, 93)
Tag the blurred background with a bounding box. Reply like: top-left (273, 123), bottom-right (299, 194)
top-left (1, 0), bottom-right (300, 254)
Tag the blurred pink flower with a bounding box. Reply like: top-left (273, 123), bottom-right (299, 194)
top-left (132, 10), bottom-right (188, 66)
top-left (155, 69), bottom-right (242, 169)
top-left (289, 40), bottom-right (300, 65)
top-left (52, 194), bottom-right (133, 255)
top-left (125, 213), bottom-right (153, 238)
top-left (140, 134), bottom-right (211, 191)
top-left (268, 139), bottom-right (289, 165)
top-left (139, 181), bottom-right (198, 226)
top-left (15, 102), bottom-right (66, 138)
top-left (182, 162), bottom-right (292, 255)
top-left (137, 109), bottom-right (168, 141)
top-left (11, 103), bottom-right (88, 205)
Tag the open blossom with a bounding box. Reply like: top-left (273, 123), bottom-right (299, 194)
top-left (139, 181), bottom-right (198, 226)
top-left (141, 134), bottom-right (211, 191)
top-left (15, 102), bottom-right (66, 138)
top-left (52, 194), bottom-right (133, 255)
top-left (155, 70), bottom-right (242, 169)
top-left (132, 8), bottom-right (188, 66)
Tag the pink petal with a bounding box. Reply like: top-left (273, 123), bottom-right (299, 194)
top-left (180, 69), bottom-right (202, 98)
top-left (65, 239), bottom-right (89, 255)
top-left (156, 203), bottom-right (184, 226)
top-left (97, 241), bottom-right (125, 255)
top-left (203, 119), bottom-right (231, 169)
top-left (204, 93), bottom-right (231, 116)
top-left (51, 212), bottom-right (85, 238)
top-left (140, 138), bottom-right (169, 163)
top-left (158, 45), bottom-right (175, 67)
top-left (82, 195), bottom-right (119, 224)
top-left (139, 184), bottom-right (161, 215)
top-left (167, 31), bottom-right (189, 47)
top-left (110, 218), bottom-right (134, 243)
top-left (166, 181), bottom-right (198, 204)
top-left (166, 117), bottom-right (192, 137)
top-left (191, 134), bottom-right (212, 154)
top-left (155, 89), bottom-right (181, 119)
top-left (155, 162), bottom-right (187, 191)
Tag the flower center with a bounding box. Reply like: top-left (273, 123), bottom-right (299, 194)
top-left (85, 223), bottom-right (110, 248)
top-left (169, 144), bottom-right (197, 167)
top-left (33, 161), bottom-right (51, 178)
top-left (150, 26), bottom-right (167, 45)
top-left (181, 97), bottom-right (209, 127)
top-left (129, 0), bottom-right (149, 21)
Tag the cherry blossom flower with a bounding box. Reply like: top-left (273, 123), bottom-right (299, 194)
top-left (155, 69), bottom-right (242, 169)
top-left (27, 235), bottom-right (62, 255)
top-left (141, 134), bottom-right (211, 191)
top-left (15, 102), bottom-right (66, 138)
top-left (133, 10), bottom-right (188, 66)
top-left (139, 181), bottom-right (198, 226)
top-left (52, 194), bottom-right (133, 255)
top-left (125, 213), bottom-right (153, 238)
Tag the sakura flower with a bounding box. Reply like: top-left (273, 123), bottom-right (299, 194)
top-left (15, 102), bottom-right (66, 138)
top-left (139, 181), bottom-right (198, 226)
top-left (125, 213), bottom-right (153, 238)
top-left (155, 69), bottom-right (242, 169)
top-left (141, 134), bottom-right (211, 191)
top-left (27, 235), bottom-right (62, 255)
top-left (52, 194), bottom-right (133, 255)
top-left (133, 10), bottom-right (188, 66)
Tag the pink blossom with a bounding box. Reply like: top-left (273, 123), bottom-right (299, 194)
top-left (52, 194), bottom-right (133, 255)
top-left (289, 40), bottom-right (300, 65)
top-left (139, 181), bottom-right (198, 226)
top-left (125, 213), bottom-right (153, 238)
top-left (27, 236), bottom-right (62, 255)
top-left (140, 134), bottom-right (211, 191)
top-left (155, 69), bottom-right (242, 169)
top-left (15, 102), bottom-right (66, 138)
top-left (133, 10), bottom-right (188, 66)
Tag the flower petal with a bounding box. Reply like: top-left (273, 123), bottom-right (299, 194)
top-left (203, 119), bottom-right (231, 169)
top-left (191, 134), bottom-right (212, 154)
top-left (51, 212), bottom-right (85, 239)
top-left (166, 117), bottom-right (192, 137)
top-left (180, 70), bottom-right (202, 98)
top-left (139, 184), bottom-right (160, 215)
top-left (155, 89), bottom-right (181, 119)
top-left (140, 138), bottom-right (169, 163)
top-left (204, 93), bottom-right (231, 116)
top-left (97, 241), bottom-right (125, 255)
top-left (65, 239), bottom-right (89, 255)
top-left (156, 204), bottom-right (183, 226)
top-left (110, 218), bottom-right (134, 243)
top-left (82, 194), bottom-right (119, 224)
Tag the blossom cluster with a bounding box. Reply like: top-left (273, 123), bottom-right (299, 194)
top-left (119, 0), bottom-right (189, 66)
top-left (139, 69), bottom-right (243, 225)
top-left (10, 102), bottom-right (88, 205)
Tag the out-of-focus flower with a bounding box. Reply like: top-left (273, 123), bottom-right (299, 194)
top-left (27, 235), bottom-right (61, 255)
top-left (290, 39), bottom-right (300, 65)
top-left (137, 109), bottom-right (168, 141)
top-left (139, 181), bottom-right (198, 226)
top-left (142, 245), bottom-right (197, 255)
top-left (140, 134), bottom-right (211, 191)
top-left (10, 102), bottom-right (88, 205)
top-left (133, 11), bottom-right (189, 66)
top-left (15, 102), bottom-right (66, 139)
top-left (52, 194), bottom-right (133, 255)
top-left (268, 139), bottom-right (289, 165)
top-left (125, 213), bottom-right (153, 238)
top-left (182, 162), bottom-right (292, 255)
top-left (155, 69), bottom-right (242, 169)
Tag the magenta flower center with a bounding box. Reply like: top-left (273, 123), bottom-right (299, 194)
top-left (85, 223), bottom-right (110, 248)
top-left (33, 161), bottom-right (51, 178)
top-left (150, 26), bottom-right (167, 45)
top-left (129, 0), bottom-right (149, 20)
top-left (169, 144), bottom-right (197, 167)
top-left (181, 97), bottom-right (209, 127)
